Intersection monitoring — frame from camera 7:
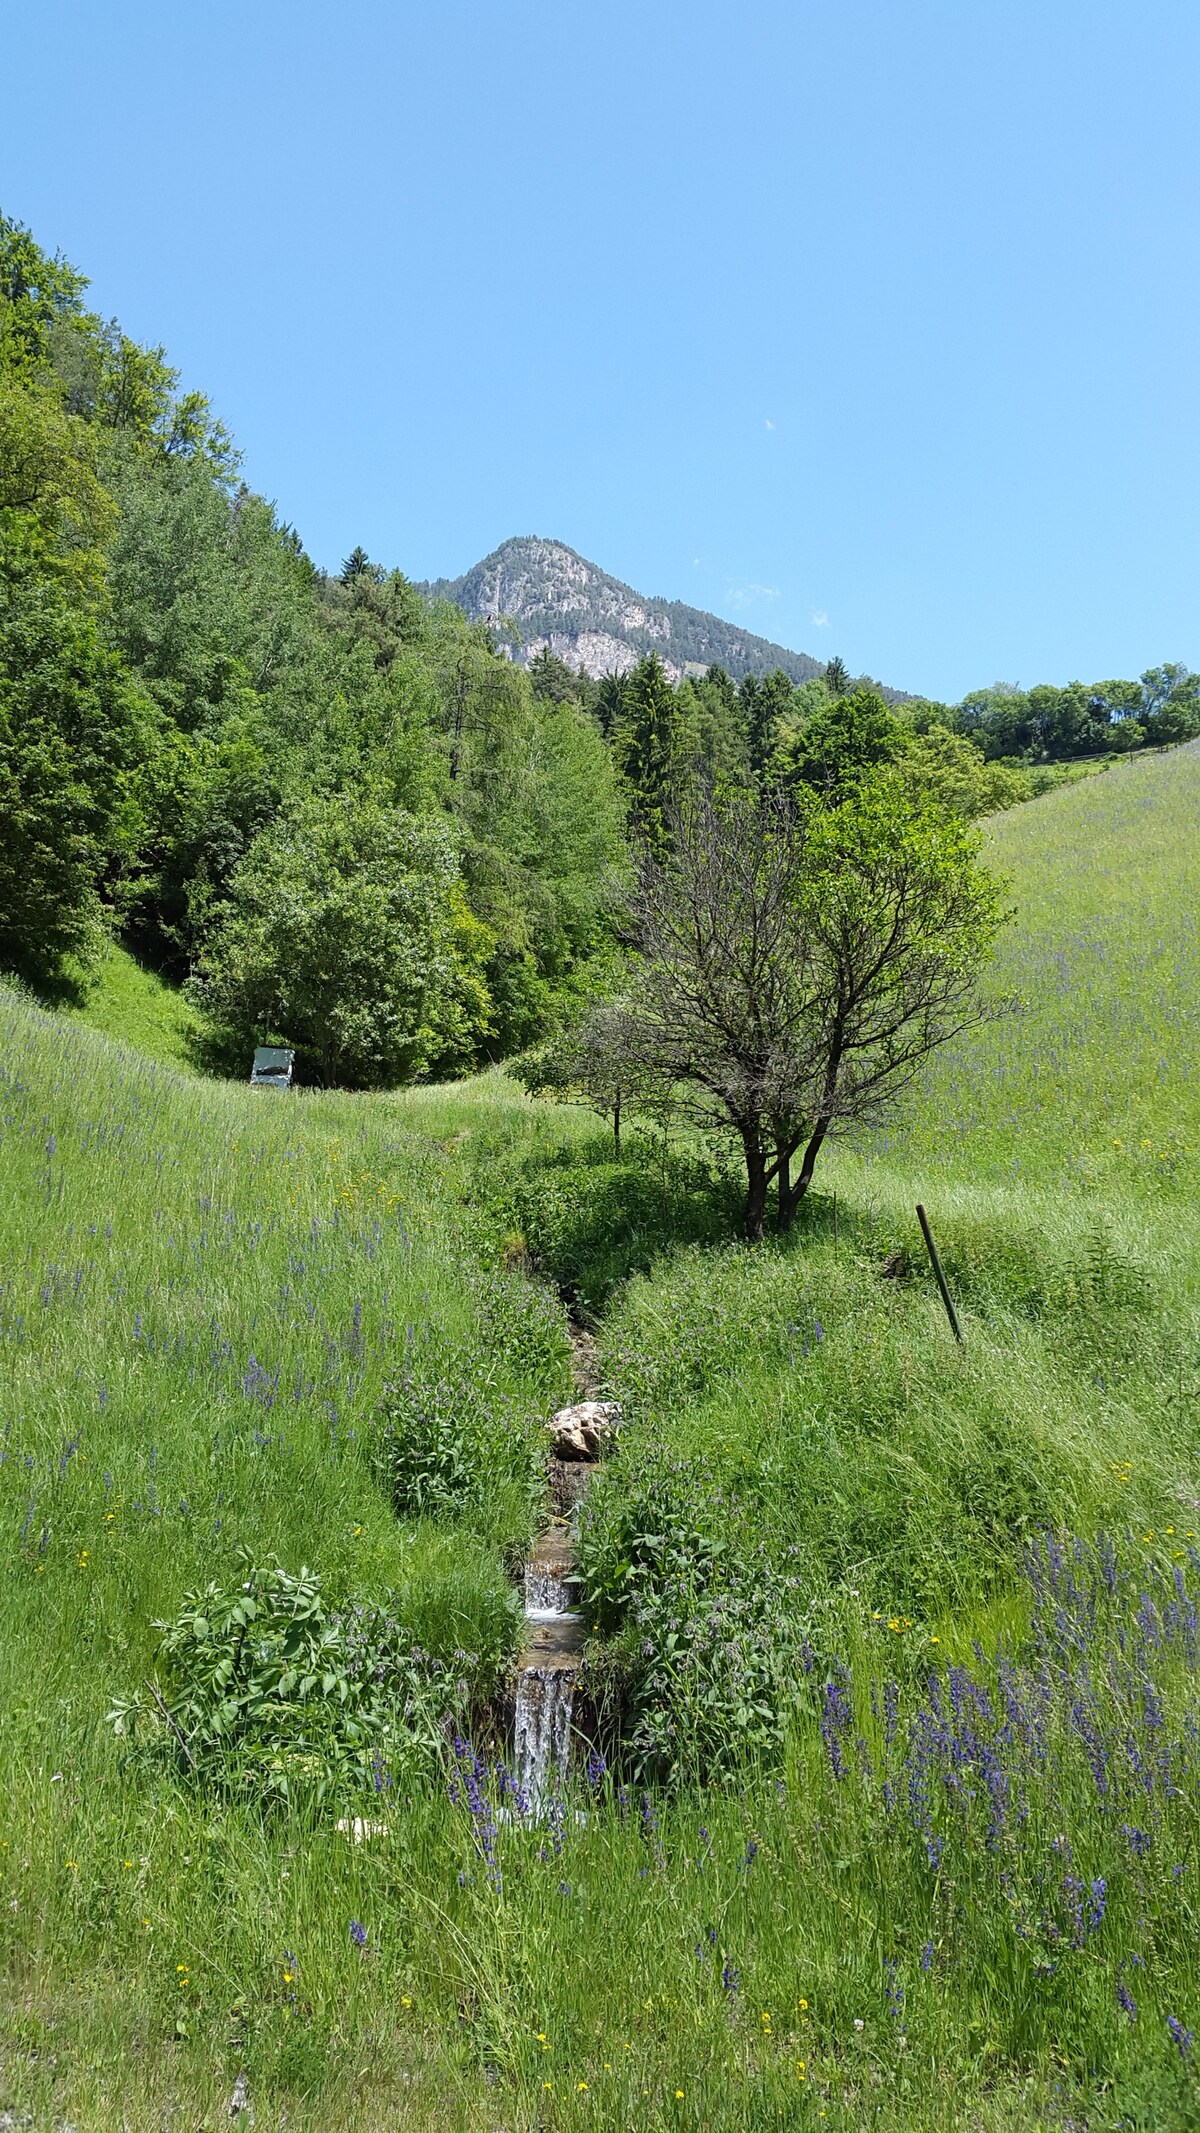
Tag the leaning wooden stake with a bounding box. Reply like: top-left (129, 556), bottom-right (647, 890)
top-left (916, 1204), bottom-right (963, 1346)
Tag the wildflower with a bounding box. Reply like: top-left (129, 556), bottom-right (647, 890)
top-left (1168, 2016), bottom-right (1194, 2059)
top-left (854, 2017), bottom-right (865, 2033)
top-left (796, 2061), bottom-right (806, 2078)
top-left (1116, 1979), bottom-right (1137, 2022)
top-left (349, 1919), bottom-right (368, 1950)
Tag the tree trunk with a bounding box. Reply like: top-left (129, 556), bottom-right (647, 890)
top-left (792, 1119), bottom-right (831, 1207)
top-left (742, 1130), bottom-right (769, 1242)
top-left (775, 1145), bottom-right (793, 1234)
top-left (612, 1090), bottom-right (621, 1160)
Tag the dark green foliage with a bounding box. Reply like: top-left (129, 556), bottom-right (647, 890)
top-left (955, 667), bottom-right (1200, 760)
top-left (478, 1133), bottom-right (742, 1311)
top-left (611, 651), bottom-right (689, 851)
top-left (578, 1442), bottom-right (804, 1783)
top-left (107, 1553), bottom-right (457, 1805)
top-left (773, 686), bottom-right (910, 798)
top-left (527, 643), bottom-right (586, 705)
top-left (0, 536), bottom-right (152, 986)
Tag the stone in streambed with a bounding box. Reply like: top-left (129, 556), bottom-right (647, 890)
top-left (550, 1399), bottom-right (620, 1461)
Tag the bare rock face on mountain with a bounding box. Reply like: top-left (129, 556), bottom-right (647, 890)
top-left (419, 536), bottom-right (834, 687)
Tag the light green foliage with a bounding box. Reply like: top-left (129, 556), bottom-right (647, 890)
top-left (897, 723), bottom-right (1033, 816)
top-left (67, 940), bottom-right (201, 1067)
top-left (193, 790), bottom-right (483, 1087)
top-left (372, 1276), bottom-right (568, 1537)
top-left (109, 1554), bottom-right (457, 1806)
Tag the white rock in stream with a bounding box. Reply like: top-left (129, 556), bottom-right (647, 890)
top-left (550, 1400), bottom-right (620, 1460)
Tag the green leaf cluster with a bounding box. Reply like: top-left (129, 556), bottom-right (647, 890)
top-left (108, 1552), bottom-right (457, 1807)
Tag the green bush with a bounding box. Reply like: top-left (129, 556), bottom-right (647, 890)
top-left (371, 1336), bottom-right (544, 1550)
top-left (108, 1553), bottom-right (456, 1807)
top-left (579, 1440), bottom-right (806, 1784)
top-left (479, 1133), bottom-right (742, 1311)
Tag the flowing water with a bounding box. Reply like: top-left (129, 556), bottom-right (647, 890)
top-left (514, 1660), bottom-right (579, 1807)
top-left (513, 1365), bottom-right (612, 1807)
top-left (514, 1530), bottom-right (586, 1805)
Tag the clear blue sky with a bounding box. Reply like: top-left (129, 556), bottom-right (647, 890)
top-left (5, 0), bottom-right (1198, 699)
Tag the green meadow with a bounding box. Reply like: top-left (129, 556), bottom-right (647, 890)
top-left (1, 742), bottom-right (1199, 2131)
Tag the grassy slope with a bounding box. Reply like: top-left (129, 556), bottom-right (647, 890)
top-left (66, 940), bottom-right (205, 1071)
top-left (1, 745), bottom-right (1198, 2130)
top-left (898, 738), bottom-right (1200, 1179)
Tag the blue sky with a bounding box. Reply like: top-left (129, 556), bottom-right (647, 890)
top-left (5, 0), bottom-right (1198, 699)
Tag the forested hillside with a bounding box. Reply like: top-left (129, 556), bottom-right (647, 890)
top-left (0, 219), bottom-right (625, 1078)
top-left (3, 210), bottom-right (1198, 1096)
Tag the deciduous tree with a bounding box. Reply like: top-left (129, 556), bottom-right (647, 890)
top-left (582, 782), bottom-right (1007, 1238)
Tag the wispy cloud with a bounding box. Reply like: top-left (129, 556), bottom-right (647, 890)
top-left (764, 417), bottom-right (776, 431)
top-left (726, 581), bottom-right (781, 610)
top-left (811, 609), bottom-right (830, 629)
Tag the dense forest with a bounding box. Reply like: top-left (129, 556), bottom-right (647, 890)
top-left (3, 212), bottom-right (1197, 1088)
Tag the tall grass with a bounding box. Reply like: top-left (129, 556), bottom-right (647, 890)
top-left (2, 743), bottom-right (1200, 2126)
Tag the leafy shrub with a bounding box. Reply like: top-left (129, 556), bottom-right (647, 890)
top-left (371, 1335), bottom-right (544, 1548)
top-left (479, 1134), bottom-right (743, 1312)
top-left (472, 1261), bottom-right (573, 1393)
top-left (578, 1441), bottom-right (805, 1784)
top-left (108, 1552), bottom-right (458, 1805)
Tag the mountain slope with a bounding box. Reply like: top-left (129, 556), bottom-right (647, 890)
top-left (420, 535), bottom-right (891, 689)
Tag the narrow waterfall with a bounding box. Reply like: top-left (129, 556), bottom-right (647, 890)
top-left (514, 1544), bottom-right (583, 1806)
top-left (513, 1395), bottom-right (618, 1807)
top-left (514, 1662), bottom-right (578, 1807)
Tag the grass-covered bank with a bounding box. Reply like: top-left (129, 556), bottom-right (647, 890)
top-left (2, 743), bottom-right (1200, 2127)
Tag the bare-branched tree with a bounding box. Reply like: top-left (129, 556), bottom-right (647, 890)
top-left (580, 782), bottom-right (1009, 1238)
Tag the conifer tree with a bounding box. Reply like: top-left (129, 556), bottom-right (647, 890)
top-left (612, 652), bottom-right (685, 852)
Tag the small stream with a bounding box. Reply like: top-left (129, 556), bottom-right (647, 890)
top-left (513, 1527), bottom-right (586, 1806)
top-left (512, 1356), bottom-right (617, 1805)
